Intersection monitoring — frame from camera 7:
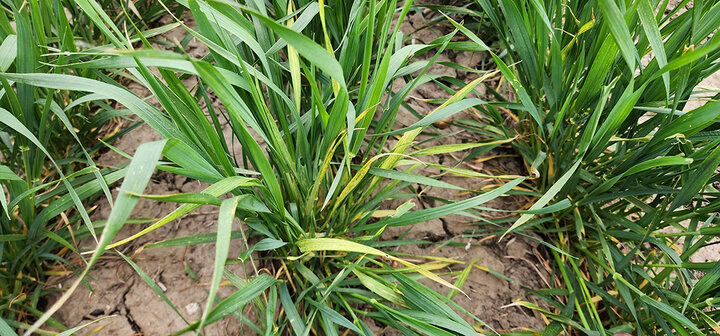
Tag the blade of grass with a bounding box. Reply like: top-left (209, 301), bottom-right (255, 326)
top-left (198, 195), bottom-right (242, 333)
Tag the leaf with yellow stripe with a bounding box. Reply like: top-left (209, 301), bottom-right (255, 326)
top-left (297, 238), bottom-right (466, 297)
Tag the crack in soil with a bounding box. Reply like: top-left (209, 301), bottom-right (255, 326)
top-left (120, 279), bottom-right (143, 334)
top-left (439, 217), bottom-right (454, 237)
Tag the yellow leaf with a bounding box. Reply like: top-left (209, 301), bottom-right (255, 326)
top-left (297, 238), bottom-right (466, 297)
